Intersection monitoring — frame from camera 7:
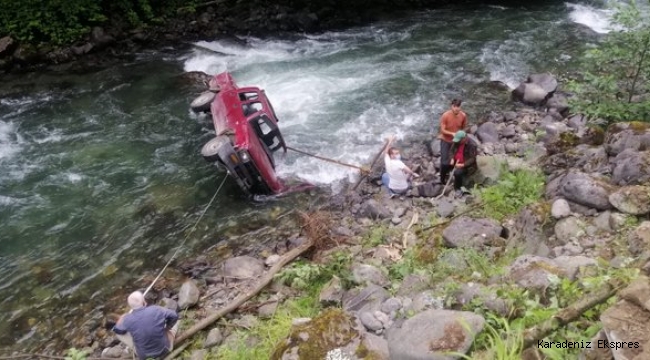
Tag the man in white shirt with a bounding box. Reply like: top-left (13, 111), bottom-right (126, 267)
top-left (381, 135), bottom-right (419, 197)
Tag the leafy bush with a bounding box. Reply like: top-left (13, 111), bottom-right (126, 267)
top-left (475, 168), bottom-right (545, 221)
top-left (567, 0), bottom-right (650, 125)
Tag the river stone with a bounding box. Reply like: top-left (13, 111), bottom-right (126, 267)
top-left (430, 139), bottom-right (441, 157)
top-left (612, 150), bottom-right (650, 186)
top-left (352, 264), bottom-right (390, 287)
top-left (554, 216), bottom-right (587, 244)
top-left (361, 333), bottom-right (390, 360)
top-left (258, 301), bottom-right (278, 319)
top-left (359, 311), bottom-right (384, 331)
top-left (604, 121), bottom-right (650, 156)
top-left (553, 256), bottom-right (597, 280)
top-left (609, 185), bottom-right (650, 215)
top-left (528, 72), bottom-right (558, 93)
top-left (381, 298), bottom-right (403, 314)
top-left (560, 171), bottom-right (615, 210)
top-left (386, 309), bottom-right (485, 360)
top-left (319, 276), bottom-right (344, 307)
top-left (360, 199), bottom-right (391, 219)
top-left (551, 198), bottom-right (571, 219)
top-left (629, 221), bottom-right (650, 256)
top-left (204, 327), bottom-right (223, 348)
top-left (507, 255), bottom-right (567, 292)
top-left (223, 256), bottom-right (264, 279)
top-left (600, 299), bottom-right (650, 360)
top-left (476, 121), bottom-right (500, 144)
top-left (190, 349), bottom-right (207, 360)
top-left (178, 279), bottom-right (200, 310)
top-left (343, 284), bottom-right (390, 313)
top-left (442, 216), bottom-right (503, 249)
top-left (436, 198), bottom-right (455, 218)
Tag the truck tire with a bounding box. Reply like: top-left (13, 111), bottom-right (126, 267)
top-left (200, 136), bottom-right (230, 163)
top-left (190, 91), bottom-right (216, 113)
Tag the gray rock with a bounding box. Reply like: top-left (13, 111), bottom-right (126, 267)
top-left (360, 311), bottom-right (384, 331)
top-left (352, 264), bottom-right (390, 287)
top-left (592, 211), bottom-right (612, 232)
top-left (178, 280), bottom-right (200, 310)
top-left (554, 216), bottom-right (587, 244)
top-left (505, 142), bottom-right (519, 154)
top-left (320, 276), bottom-right (344, 306)
top-left (391, 217), bottom-right (402, 225)
top-left (609, 212), bottom-right (632, 230)
top-left (546, 93), bottom-right (569, 114)
top-left (223, 256), bottom-right (264, 279)
top-left (604, 122), bottom-right (650, 156)
top-left (190, 349), bottom-right (207, 360)
top-left (513, 83), bottom-right (548, 105)
top-left (507, 204), bottom-right (554, 257)
top-left (360, 199), bottom-right (392, 219)
top-left (161, 297), bottom-right (178, 312)
top-left (101, 346), bottom-right (126, 358)
top-left (407, 290), bottom-right (444, 313)
top-left (612, 150), bottom-right (650, 186)
top-left (528, 72), bottom-right (558, 93)
top-left (609, 185), bottom-right (650, 215)
top-left (265, 254), bottom-right (281, 267)
top-left (629, 221), bottom-right (650, 256)
top-left (472, 155), bottom-right (505, 185)
top-left (507, 255), bottom-right (567, 292)
top-left (551, 199), bottom-right (571, 219)
top-left (553, 256), bottom-right (597, 280)
top-left (204, 327), bottom-right (223, 348)
top-left (381, 298), bottom-right (403, 314)
top-left (430, 140), bottom-right (441, 157)
top-left (233, 314), bottom-right (258, 329)
top-left (502, 124), bottom-right (517, 138)
top-left (258, 301), bottom-right (278, 319)
top-left (387, 310), bottom-right (485, 360)
top-left (442, 216), bottom-right (503, 249)
top-left (600, 295), bottom-right (650, 360)
top-left (343, 285), bottom-right (390, 313)
top-left (560, 171), bottom-right (615, 210)
top-left (436, 198), bottom-right (456, 218)
top-left (477, 122), bottom-right (500, 144)
top-left (361, 333), bottom-right (390, 360)
top-left (396, 274), bottom-right (430, 297)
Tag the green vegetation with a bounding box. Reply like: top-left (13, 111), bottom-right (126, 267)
top-left (0, 0), bottom-right (197, 46)
top-left (567, 0), bottom-right (650, 124)
top-left (473, 168), bottom-right (545, 221)
top-left (64, 348), bottom-right (89, 360)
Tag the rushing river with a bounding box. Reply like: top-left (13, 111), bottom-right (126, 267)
top-left (0, 0), bottom-right (626, 352)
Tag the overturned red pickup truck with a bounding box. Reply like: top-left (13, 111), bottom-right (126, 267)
top-left (190, 72), bottom-right (288, 196)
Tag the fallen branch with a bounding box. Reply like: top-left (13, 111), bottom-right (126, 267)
top-left (0, 354), bottom-right (129, 360)
top-left (522, 281), bottom-right (619, 348)
top-left (164, 238), bottom-right (314, 359)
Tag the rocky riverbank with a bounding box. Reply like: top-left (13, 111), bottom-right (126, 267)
top-left (0, 0), bottom-right (459, 74)
top-left (46, 72), bottom-right (647, 360)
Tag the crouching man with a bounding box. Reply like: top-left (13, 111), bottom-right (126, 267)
top-left (382, 135), bottom-right (419, 197)
top-left (112, 291), bottom-right (179, 360)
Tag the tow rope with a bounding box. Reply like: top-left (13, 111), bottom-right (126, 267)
top-left (285, 146), bottom-right (370, 174)
top-left (143, 175), bottom-right (228, 297)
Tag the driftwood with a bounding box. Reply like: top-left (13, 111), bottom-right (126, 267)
top-left (523, 281), bottom-right (619, 348)
top-left (163, 238), bottom-right (314, 359)
top-left (352, 140), bottom-right (390, 191)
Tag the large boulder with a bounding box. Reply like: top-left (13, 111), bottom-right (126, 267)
top-left (528, 73), bottom-right (559, 93)
top-left (604, 121), bottom-right (650, 156)
top-left (442, 216), bottom-right (504, 249)
top-left (386, 309), bottom-right (485, 360)
top-left (178, 280), bottom-right (200, 310)
top-left (222, 256), bottom-right (264, 279)
top-left (628, 221), bottom-right (650, 256)
top-left (560, 171), bottom-right (616, 210)
top-left (0, 36), bottom-right (17, 58)
top-left (612, 150), bottom-right (650, 186)
top-left (512, 73), bottom-right (558, 106)
top-left (609, 186), bottom-right (650, 215)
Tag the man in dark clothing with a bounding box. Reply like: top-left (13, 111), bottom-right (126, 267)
top-left (113, 291), bottom-right (179, 360)
top-left (437, 98), bottom-right (468, 185)
top-left (448, 130), bottom-right (478, 197)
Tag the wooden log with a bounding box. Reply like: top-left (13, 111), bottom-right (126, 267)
top-left (522, 281), bottom-right (618, 349)
top-left (163, 238), bottom-right (314, 359)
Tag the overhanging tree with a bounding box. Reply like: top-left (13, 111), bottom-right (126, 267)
top-left (568, 0), bottom-right (650, 124)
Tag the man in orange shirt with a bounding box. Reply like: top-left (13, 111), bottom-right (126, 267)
top-left (437, 98), bottom-right (468, 185)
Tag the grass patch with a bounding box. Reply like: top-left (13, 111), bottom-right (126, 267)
top-left (474, 168), bottom-right (545, 221)
top-left (214, 296), bottom-right (320, 360)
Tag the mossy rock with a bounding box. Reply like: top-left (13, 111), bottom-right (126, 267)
top-left (270, 308), bottom-right (360, 360)
top-left (580, 126), bottom-right (606, 146)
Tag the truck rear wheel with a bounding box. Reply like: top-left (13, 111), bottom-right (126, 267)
top-left (190, 91), bottom-right (216, 113)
